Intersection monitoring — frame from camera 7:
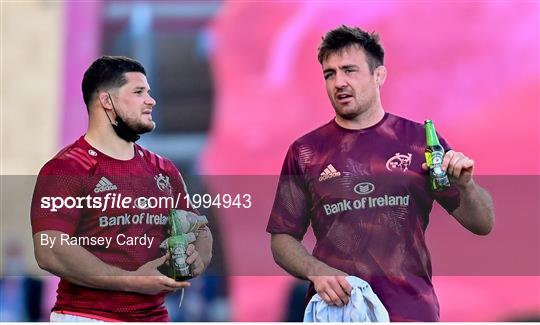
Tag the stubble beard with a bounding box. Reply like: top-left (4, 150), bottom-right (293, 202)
top-left (123, 115), bottom-right (156, 134)
top-left (334, 94), bottom-right (377, 121)
top-left (334, 101), bottom-right (365, 121)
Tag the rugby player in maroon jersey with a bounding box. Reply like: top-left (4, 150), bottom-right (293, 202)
top-left (267, 26), bottom-right (494, 321)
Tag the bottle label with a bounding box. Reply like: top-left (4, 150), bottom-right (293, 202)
top-left (429, 151), bottom-right (450, 190)
top-left (168, 235), bottom-right (190, 277)
top-left (431, 151), bottom-right (444, 175)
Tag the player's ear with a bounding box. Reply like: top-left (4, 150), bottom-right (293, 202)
top-left (98, 91), bottom-right (113, 110)
top-left (374, 65), bottom-right (387, 87)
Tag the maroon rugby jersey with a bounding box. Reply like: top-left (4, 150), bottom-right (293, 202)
top-left (267, 113), bottom-right (460, 322)
top-left (31, 136), bottom-right (193, 321)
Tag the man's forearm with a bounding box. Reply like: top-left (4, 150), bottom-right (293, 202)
top-left (271, 233), bottom-right (341, 279)
top-left (35, 230), bottom-right (191, 295)
top-left (34, 231), bottom-right (133, 291)
top-left (452, 180), bottom-right (495, 235)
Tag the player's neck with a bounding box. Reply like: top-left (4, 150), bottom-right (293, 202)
top-left (335, 106), bottom-right (385, 130)
top-left (85, 127), bottom-right (135, 161)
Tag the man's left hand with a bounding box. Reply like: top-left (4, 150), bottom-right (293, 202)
top-left (423, 150), bottom-right (494, 235)
top-left (441, 150), bottom-right (474, 188)
top-left (186, 244), bottom-right (205, 277)
top-left (423, 150), bottom-right (474, 188)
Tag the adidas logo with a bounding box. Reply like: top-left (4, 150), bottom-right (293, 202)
top-left (94, 177), bottom-right (118, 193)
top-left (318, 164), bottom-right (341, 182)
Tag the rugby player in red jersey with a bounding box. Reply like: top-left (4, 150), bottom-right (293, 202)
top-left (31, 56), bottom-right (213, 321)
top-left (267, 26), bottom-right (494, 321)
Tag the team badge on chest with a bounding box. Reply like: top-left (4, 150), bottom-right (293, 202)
top-left (155, 173), bottom-right (172, 193)
top-left (386, 153), bottom-right (412, 172)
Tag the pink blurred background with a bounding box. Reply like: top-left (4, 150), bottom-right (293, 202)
top-left (199, 2), bottom-right (540, 321)
top-left (4, 0), bottom-right (538, 322)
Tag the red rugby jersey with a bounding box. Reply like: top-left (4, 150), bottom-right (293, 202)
top-left (31, 136), bottom-right (193, 321)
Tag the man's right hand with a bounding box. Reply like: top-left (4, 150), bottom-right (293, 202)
top-left (307, 266), bottom-right (352, 306)
top-left (270, 233), bottom-right (353, 306)
top-left (126, 253), bottom-right (190, 295)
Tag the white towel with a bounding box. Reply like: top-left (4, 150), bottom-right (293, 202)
top-left (303, 276), bottom-right (389, 322)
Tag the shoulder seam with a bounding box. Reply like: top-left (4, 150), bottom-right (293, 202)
top-left (53, 146), bottom-right (98, 172)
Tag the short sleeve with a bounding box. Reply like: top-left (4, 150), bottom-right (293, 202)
top-left (266, 144), bottom-right (311, 240)
top-left (431, 135), bottom-right (461, 214)
top-left (31, 159), bottom-right (84, 235)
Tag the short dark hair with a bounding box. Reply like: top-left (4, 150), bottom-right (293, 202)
top-left (81, 55), bottom-right (146, 109)
top-left (317, 25), bottom-right (384, 73)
